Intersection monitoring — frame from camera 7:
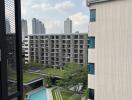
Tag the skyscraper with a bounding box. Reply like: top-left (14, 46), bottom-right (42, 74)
top-left (64, 18), bottom-right (72, 33)
top-left (21, 19), bottom-right (28, 41)
top-left (32, 18), bottom-right (45, 34)
top-left (5, 18), bottom-right (11, 33)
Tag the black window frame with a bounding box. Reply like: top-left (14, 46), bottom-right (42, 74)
top-left (0, 0), bottom-right (23, 99)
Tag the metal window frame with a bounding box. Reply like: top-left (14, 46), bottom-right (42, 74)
top-left (0, 0), bottom-right (8, 99)
top-left (0, 0), bottom-right (23, 99)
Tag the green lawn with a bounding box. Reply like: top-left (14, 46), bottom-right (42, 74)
top-left (40, 68), bottom-right (66, 78)
top-left (9, 72), bottom-right (42, 83)
top-left (61, 90), bottom-right (74, 100)
top-left (23, 72), bottom-right (42, 83)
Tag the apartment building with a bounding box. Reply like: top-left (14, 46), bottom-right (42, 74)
top-left (24, 33), bottom-right (88, 67)
top-left (87, 0), bottom-right (132, 100)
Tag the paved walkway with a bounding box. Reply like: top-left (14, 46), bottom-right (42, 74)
top-left (81, 97), bottom-right (86, 100)
top-left (47, 88), bottom-right (53, 100)
top-left (54, 88), bottom-right (63, 100)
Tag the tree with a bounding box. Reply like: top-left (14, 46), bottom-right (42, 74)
top-left (57, 63), bottom-right (87, 90)
top-left (83, 88), bottom-right (88, 100)
top-left (56, 63), bottom-right (88, 98)
top-left (45, 74), bottom-right (53, 88)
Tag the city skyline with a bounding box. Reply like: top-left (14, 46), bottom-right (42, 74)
top-left (21, 0), bottom-right (89, 34)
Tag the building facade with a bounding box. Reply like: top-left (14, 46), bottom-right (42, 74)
top-left (32, 18), bottom-right (45, 34)
top-left (64, 18), bottom-right (72, 33)
top-left (21, 19), bottom-right (28, 42)
top-left (87, 0), bottom-right (132, 100)
top-left (24, 33), bottom-right (88, 67)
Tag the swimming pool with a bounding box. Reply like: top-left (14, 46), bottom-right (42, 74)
top-left (28, 88), bottom-right (47, 100)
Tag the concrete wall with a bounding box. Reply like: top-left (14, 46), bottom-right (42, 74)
top-left (88, 0), bottom-right (132, 100)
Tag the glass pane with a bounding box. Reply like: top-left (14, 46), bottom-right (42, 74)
top-left (90, 9), bottom-right (96, 22)
top-left (5, 0), bottom-right (17, 95)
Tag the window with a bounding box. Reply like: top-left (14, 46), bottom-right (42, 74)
top-left (88, 88), bottom-right (94, 100)
top-left (79, 35), bottom-right (84, 39)
top-left (30, 36), bottom-right (33, 39)
top-left (25, 36), bottom-right (28, 38)
top-left (80, 40), bottom-right (84, 44)
top-left (56, 36), bottom-right (59, 39)
top-left (88, 63), bottom-right (95, 75)
top-left (88, 37), bottom-right (95, 48)
top-left (40, 36), bottom-right (44, 39)
top-left (25, 44), bottom-right (28, 46)
top-left (67, 35), bottom-right (71, 39)
top-left (90, 9), bottom-right (96, 22)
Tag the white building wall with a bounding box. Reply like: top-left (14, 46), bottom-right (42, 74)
top-left (88, 0), bottom-right (132, 100)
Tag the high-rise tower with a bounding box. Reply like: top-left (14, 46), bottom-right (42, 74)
top-left (32, 18), bottom-right (45, 34)
top-left (21, 19), bottom-right (28, 41)
top-left (64, 18), bottom-right (72, 33)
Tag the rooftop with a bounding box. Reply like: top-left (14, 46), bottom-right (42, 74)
top-left (9, 72), bottom-right (43, 85)
top-left (26, 33), bottom-right (88, 36)
top-left (87, 0), bottom-right (112, 6)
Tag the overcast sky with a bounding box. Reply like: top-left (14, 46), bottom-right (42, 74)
top-left (21, 0), bottom-right (89, 34)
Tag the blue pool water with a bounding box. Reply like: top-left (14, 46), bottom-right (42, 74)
top-left (29, 88), bottom-right (47, 100)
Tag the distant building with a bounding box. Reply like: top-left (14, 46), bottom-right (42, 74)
top-left (21, 19), bottom-right (28, 42)
top-left (24, 33), bottom-right (88, 67)
top-left (64, 18), bottom-right (72, 33)
top-left (6, 19), bottom-right (11, 33)
top-left (32, 18), bottom-right (45, 34)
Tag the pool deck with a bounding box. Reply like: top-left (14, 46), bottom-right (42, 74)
top-left (47, 88), bottom-right (53, 100)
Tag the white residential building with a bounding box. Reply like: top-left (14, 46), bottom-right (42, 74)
top-left (87, 0), bottom-right (132, 100)
top-left (24, 33), bottom-right (88, 67)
